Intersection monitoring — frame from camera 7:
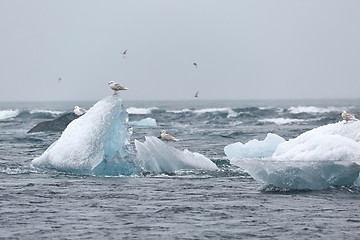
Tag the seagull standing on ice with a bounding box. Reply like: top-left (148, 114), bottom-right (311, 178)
top-left (341, 111), bottom-right (357, 122)
top-left (73, 106), bottom-right (87, 116)
top-left (108, 81), bottom-right (128, 95)
top-left (159, 130), bottom-right (180, 142)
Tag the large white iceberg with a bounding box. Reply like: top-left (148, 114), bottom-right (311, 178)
top-left (135, 136), bottom-right (218, 173)
top-left (32, 95), bottom-right (217, 176)
top-left (226, 121), bottom-right (360, 190)
top-left (32, 95), bottom-right (140, 176)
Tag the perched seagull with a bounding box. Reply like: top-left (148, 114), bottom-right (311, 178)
top-left (108, 81), bottom-right (128, 94)
top-left (193, 62), bottom-right (198, 68)
top-left (342, 111), bottom-right (357, 122)
top-left (159, 130), bottom-right (180, 142)
top-left (194, 91), bottom-right (199, 98)
top-left (73, 106), bottom-right (87, 116)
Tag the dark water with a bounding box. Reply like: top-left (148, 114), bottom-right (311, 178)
top-left (1, 99), bottom-right (360, 239)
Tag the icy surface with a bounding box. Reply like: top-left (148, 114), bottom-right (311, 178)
top-left (227, 121), bottom-right (360, 190)
top-left (32, 95), bottom-right (139, 176)
top-left (224, 133), bottom-right (285, 159)
top-left (135, 136), bottom-right (218, 173)
top-left (129, 117), bottom-right (157, 127)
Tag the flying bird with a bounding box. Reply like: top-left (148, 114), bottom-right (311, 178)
top-left (73, 106), bottom-right (87, 116)
top-left (341, 111), bottom-right (357, 122)
top-left (123, 49), bottom-right (127, 57)
top-left (193, 62), bottom-right (198, 68)
top-left (108, 81), bottom-right (128, 94)
top-left (159, 130), bottom-right (180, 142)
top-left (58, 77), bottom-right (62, 82)
top-left (194, 91), bottom-right (199, 98)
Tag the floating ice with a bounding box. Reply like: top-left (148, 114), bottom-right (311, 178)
top-left (135, 136), bottom-right (218, 173)
top-left (227, 121), bottom-right (360, 190)
top-left (32, 95), bottom-right (140, 176)
top-left (224, 133), bottom-right (285, 159)
top-left (129, 117), bottom-right (157, 127)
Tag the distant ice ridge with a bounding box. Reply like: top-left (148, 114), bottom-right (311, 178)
top-left (32, 95), bottom-right (140, 176)
top-left (129, 117), bottom-right (157, 127)
top-left (225, 121), bottom-right (360, 190)
top-left (135, 137), bottom-right (218, 174)
top-left (32, 95), bottom-right (216, 176)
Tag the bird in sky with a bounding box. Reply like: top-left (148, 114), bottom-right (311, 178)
top-left (195, 91), bottom-right (199, 98)
top-left (108, 81), bottom-right (128, 95)
top-left (193, 62), bottom-right (198, 68)
top-left (73, 106), bottom-right (87, 116)
top-left (341, 111), bottom-right (358, 122)
top-left (123, 49), bottom-right (127, 57)
top-left (58, 77), bottom-right (62, 82)
top-left (159, 130), bottom-right (180, 142)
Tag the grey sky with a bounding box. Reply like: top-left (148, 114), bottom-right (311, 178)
top-left (0, 0), bottom-right (360, 101)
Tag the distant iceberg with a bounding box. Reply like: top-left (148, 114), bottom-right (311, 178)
top-left (225, 121), bottom-right (360, 190)
top-left (135, 136), bottom-right (218, 174)
top-left (129, 117), bottom-right (157, 127)
top-left (32, 95), bottom-right (140, 176)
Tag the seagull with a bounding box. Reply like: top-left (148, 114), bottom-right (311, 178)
top-left (342, 111), bottom-right (357, 122)
top-left (159, 130), bottom-right (180, 142)
top-left (194, 91), bottom-right (199, 98)
top-left (58, 77), bottom-right (62, 82)
top-left (108, 81), bottom-right (128, 94)
top-left (73, 106), bottom-right (87, 116)
top-left (193, 62), bottom-right (198, 68)
top-left (123, 49), bottom-right (127, 57)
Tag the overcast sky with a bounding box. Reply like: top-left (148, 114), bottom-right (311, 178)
top-left (0, 0), bottom-right (360, 101)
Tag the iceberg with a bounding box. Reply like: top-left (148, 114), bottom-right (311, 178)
top-left (32, 95), bottom-right (140, 176)
top-left (226, 121), bottom-right (360, 190)
top-left (224, 133), bottom-right (285, 159)
top-left (129, 117), bottom-right (157, 127)
top-left (135, 136), bottom-right (218, 173)
top-left (32, 95), bottom-right (217, 176)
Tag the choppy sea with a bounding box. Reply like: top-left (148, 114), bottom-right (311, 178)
top-left (1, 99), bottom-right (360, 239)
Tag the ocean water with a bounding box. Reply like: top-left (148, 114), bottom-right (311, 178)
top-left (1, 99), bottom-right (360, 239)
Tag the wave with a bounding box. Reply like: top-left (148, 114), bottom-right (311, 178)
top-left (127, 107), bottom-right (159, 115)
top-left (0, 110), bottom-right (20, 120)
top-left (0, 109), bottom-right (64, 120)
top-left (288, 106), bottom-right (345, 114)
top-left (259, 118), bottom-right (305, 125)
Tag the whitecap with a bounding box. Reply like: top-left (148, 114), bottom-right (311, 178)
top-left (259, 118), bottom-right (305, 125)
top-left (0, 109), bottom-right (20, 120)
top-left (126, 107), bottom-right (159, 115)
top-left (288, 106), bottom-right (344, 114)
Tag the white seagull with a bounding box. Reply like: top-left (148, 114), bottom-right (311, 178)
top-left (160, 130), bottom-right (180, 142)
top-left (108, 81), bottom-right (128, 95)
top-left (74, 106), bottom-right (87, 116)
top-left (341, 111), bottom-right (357, 122)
